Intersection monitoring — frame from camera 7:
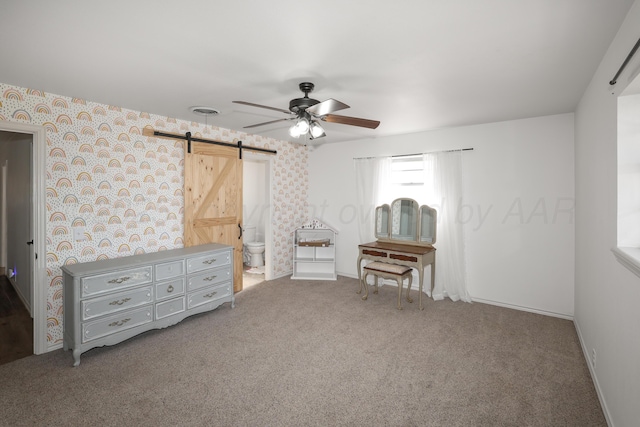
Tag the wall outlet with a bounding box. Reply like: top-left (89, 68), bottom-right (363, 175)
top-left (591, 348), bottom-right (597, 368)
top-left (72, 226), bottom-right (86, 241)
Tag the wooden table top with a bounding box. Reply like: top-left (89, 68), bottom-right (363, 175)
top-left (359, 241), bottom-right (435, 255)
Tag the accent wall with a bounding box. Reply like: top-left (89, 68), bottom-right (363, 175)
top-left (0, 82), bottom-right (309, 349)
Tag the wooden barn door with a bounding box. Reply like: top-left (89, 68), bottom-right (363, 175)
top-left (184, 142), bottom-right (243, 292)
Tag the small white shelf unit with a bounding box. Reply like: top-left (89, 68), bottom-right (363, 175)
top-left (292, 219), bottom-right (338, 280)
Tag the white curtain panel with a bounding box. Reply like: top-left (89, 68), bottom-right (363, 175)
top-left (354, 152), bottom-right (470, 303)
top-left (353, 157), bottom-right (391, 243)
top-left (423, 151), bottom-right (471, 302)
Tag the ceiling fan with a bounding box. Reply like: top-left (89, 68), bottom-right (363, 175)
top-left (233, 82), bottom-right (380, 140)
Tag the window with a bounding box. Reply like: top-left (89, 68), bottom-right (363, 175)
top-left (391, 155), bottom-right (424, 186)
top-left (614, 74), bottom-right (640, 277)
top-left (390, 155), bottom-right (427, 203)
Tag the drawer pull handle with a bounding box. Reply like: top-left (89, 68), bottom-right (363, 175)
top-left (167, 285), bottom-right (174, 293)
top-left (203, 291), bottom-right (217, 299)
top-left (108, 318), bottom-right (131, 327)
top-left (203, 258), bottom-right (217, 265)
top-left (204, 275), bottom-right (217, 281)
top-left (109, 297), bottom-right (131, 306)
top-left (108, 276), bottom-right (131, 284)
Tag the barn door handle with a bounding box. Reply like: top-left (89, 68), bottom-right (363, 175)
top-left (26, 240), bottom-right (33, 245)
top-left (238, 224), bottom-right (243, 239)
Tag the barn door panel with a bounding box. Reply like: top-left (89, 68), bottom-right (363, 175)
top-left (184, 142), bottom-right (243, 292)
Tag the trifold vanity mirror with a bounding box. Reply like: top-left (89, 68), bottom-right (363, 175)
top-left (375, 198), bottom-right (437, 246)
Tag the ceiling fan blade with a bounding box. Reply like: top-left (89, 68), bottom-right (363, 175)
top-left (233, 100), bottom-right (291, 115)
top-left (243, 118), bottom-right (292, 129)
top-left (322, 114), bottom-right (380, 129)
top-left (306, 98), bottom-right (350, 116)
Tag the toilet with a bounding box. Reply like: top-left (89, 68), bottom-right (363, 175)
top-left (243, 225), bottom-right (265, 267)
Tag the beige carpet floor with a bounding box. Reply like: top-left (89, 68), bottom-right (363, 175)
top-left (0, 275), bottom-right (604, 427)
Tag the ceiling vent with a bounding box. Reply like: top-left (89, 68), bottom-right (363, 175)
top-left (189, 106), bottom-right (220, 116)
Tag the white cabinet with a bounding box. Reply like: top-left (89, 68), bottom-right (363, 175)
top-left (62, 243), bottom-right (233, 366)
top-left (292, 219), bottom-right (338, 280)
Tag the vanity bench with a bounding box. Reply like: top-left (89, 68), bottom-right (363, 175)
top-left (360, 261), bottom-right (414, 310)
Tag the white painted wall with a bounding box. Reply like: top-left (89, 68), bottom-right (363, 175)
top-left (574, 1), bottom-right (640, 425)
top-left (243, 159), bottom-right (268, 241)
top-left (308, 113), bottom-right (575, 317)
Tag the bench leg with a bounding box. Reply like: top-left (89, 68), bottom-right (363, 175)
top-left (405, 274), bottom-right (413, 304)
top-left (373, 275), bottom-right (379, 294)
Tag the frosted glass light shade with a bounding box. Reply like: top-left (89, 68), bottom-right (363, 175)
top-left (295, 118), bottom-right (310, 134)
top-left (289, 124), bottom-right (301, 137)
top-left (310, 121), bottom-right (324, 138)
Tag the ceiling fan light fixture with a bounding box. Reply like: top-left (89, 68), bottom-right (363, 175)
top-left (234, 81), bottom-right (380, 141)
top-left (309, 121), bottom-right (324, 138)
top-left (289, 123), bottom-right (301, 138)
top-left (294, 117), bottom-right (310, 134)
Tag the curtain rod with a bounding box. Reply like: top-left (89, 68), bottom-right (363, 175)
top-left (353, 147), bottom-right (473, 160)
top-left (609, 37), bottom-right (640, 86)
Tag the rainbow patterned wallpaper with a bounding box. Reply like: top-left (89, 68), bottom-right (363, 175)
top-left (0, 82), bottom-right (309, 349)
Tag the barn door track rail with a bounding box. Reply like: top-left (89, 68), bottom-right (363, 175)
top-left (142, 127), bottom-right (277, 159)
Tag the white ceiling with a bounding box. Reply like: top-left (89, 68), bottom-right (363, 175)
top-left (0, 0), bottom-right (635, 145)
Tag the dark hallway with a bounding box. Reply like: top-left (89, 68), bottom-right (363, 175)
top-left (0, 275), bottom-right (32, 365)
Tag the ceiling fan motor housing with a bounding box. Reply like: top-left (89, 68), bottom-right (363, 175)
top-left (289, 97), bottom-right (319, 114)
top-left (289, 81), bottom-right (320, 114)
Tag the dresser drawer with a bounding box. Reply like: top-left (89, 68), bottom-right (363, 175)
top-left (187, 282), bottom-right (232, 310)
top-left (155, 260), bottom-right (185, 281)
top-left (82, 306), bottom-right (152, 343)
top-left (81, 286), bottom-right (153, 321)
top-left (187, 265), bottom-right (232, 291)
top-left (155, 278), bottom-right (185, 301)
top-left (81, 266), bottom-right (153, 297)
top-left (155, 297), bottom-right (185, 320)
top-left (186, 251), bottom-right (230, 274)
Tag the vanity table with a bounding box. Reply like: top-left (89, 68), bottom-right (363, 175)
top-left (357, 199), bottom-right (437, 308)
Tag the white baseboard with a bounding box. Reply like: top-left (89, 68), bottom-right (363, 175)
top-left (471, 297), bottom-right (573, 320)
top-left (47, 342), bottom-right (63, 353)
top-left (273, 271), bottom-right (293, 280)
top-left (340, 271), bottom-right (573, 320)
top-left (574, 320), bottom-right (612, 427)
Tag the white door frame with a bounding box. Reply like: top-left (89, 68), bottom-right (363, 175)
top-left (0, 121), bottom-right (47, 355)
top-left (244, 151), bottom-right (274, 281)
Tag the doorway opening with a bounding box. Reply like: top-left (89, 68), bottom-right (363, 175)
top-left (0, 122), bottom-right (47, 357)
top-left (242, 152), bottom-right (273, 290)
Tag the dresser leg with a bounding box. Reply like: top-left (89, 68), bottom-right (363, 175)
top-left (72, 349), bottom-right (81, 367)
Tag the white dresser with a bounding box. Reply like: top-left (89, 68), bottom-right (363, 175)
top-left (62, 243), bottom-right (234, 366)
